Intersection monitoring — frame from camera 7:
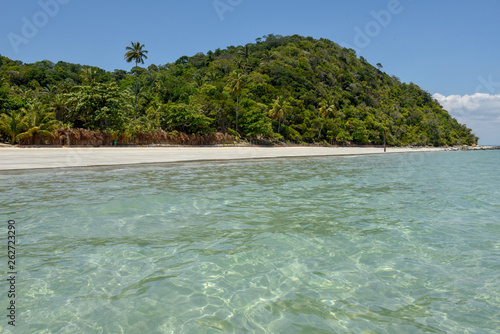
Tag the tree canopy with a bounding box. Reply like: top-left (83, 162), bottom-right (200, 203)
top-left (0, 35), bottom-right (478, 146)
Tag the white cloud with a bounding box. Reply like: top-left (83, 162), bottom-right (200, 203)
top-left (433, 93), bottom-right (500, 122)
top-left (433, 93), bottom-right (500, 145)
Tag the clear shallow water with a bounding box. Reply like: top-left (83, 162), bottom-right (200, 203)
top-left (1, 150), bottom-right (499, 333)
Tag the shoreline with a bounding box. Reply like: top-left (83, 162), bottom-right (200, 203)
top-left (0, 146), bottom-right (496, 171)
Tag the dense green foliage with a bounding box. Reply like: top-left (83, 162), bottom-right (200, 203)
top-left (0, 34), bottom-right (478, 146)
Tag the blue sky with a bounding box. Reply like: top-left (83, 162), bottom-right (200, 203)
top-left (1, 0), bottom-right (500, 144)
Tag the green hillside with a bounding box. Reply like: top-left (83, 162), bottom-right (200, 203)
top-left (0, 34), bottom-right (478, 146)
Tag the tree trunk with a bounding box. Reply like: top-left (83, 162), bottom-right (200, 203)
top-left (134, 60), bottom-right (138, 119)
top-left (318, 121), bottom-right (324, 139)
top-left (384, 129), bottom-right (387, 152)
top-left (235, 95), bottom-right (239, 133)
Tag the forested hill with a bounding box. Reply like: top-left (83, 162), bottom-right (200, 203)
top-left (0, 34), bottom-right (478, 146)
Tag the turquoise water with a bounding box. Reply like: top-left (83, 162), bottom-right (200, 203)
top-left (1, 150), bottom-right (499, 333)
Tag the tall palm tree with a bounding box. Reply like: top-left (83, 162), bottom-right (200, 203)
top-left (124, 41), bottom-right (148, 119)
top-left (269, 96), bottom-right (290, 134)
top-left (228, 70), bottom-right (246, 133)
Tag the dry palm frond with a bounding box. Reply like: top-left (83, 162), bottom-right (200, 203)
top-left (18, 128), bottom-right (235, 146)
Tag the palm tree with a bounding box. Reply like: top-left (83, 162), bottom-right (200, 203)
top-left (317, 99), bottom-right (335, 139)
top-left (145, 100), bottom-right (164, 130)
top-left (51, 94), bottom-right (70, 122)
top-left (16, 103), bottom-right (60, 145)
top-left (228, 70), bottom-right (246, 132)
top-left (269, 96), bottom-right (290, 134)
top-left (80, 67), bottom-right (99, 86)
top-left (238, 44), bottom-right (250, 60)
top-left (0, 110), bottom-right (26, 144)
top-left (124, 41), bottom-right (148, 119)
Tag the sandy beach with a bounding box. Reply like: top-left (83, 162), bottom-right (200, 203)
top-left (0, 146), bottom-right (450, 171)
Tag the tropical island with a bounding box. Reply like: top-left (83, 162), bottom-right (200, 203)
top-left (0, 34), bottom-right (478, 147)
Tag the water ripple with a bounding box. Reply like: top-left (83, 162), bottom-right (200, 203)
top-left (1, 151), bottom-right (499, 333)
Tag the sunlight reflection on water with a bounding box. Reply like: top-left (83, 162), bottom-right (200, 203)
top-left (0, 151), bottom-right (499, 333)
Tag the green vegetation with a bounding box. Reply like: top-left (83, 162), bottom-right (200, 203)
top-left (124, 41), bottom-right (149, 118)
top-left (0, 34), bottom-right (478, 146)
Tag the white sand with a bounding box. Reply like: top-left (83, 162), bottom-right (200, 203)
top-left (0, 146), bottom-right (446, 171)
